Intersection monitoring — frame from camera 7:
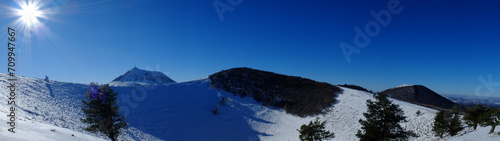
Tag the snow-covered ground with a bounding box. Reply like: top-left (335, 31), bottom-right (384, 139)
top-left (325, 87), bottom-right (438, 140)
top-left (1, 72), bottom-right (500, 140)
top-left (446, 127), bottom-right (500, 141)
top-left (0, 117), bottom-right (106, 141)
top-left (0, 74), bottom-right (161, 141)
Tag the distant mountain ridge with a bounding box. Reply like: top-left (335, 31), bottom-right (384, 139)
top-left (444, 95), bottom-right (500, 108)
top-left (109, 67), bottom-right (176, 87)
top-left (382, 85), bottom-right (460, 109)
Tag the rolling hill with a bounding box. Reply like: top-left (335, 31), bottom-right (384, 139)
top-left (382, 85), bottom-right (460, 110)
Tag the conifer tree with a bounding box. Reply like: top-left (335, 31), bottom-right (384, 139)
top-left (297, 118), bottom-right (334, 141)
top-left (432, 110), bottom-right (463, 137)
top-left (480, 108), bottom-right (500, 134)
top-left (464, 104), bottom-right (489, 130)
top-left (448, 110), bottom-right (464, 136)
top-left (81, 83), bottom-right (127, 141)
top-left (356, 93), bottom-right (415, 141)
top-left (432, 110), bottom-right (448, 138)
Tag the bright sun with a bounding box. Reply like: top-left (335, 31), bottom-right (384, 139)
top-left (16, 1), bottom-right (44, 27)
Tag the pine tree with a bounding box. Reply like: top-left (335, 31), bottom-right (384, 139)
top-left (448, 110), bottom-right (464, 136)
top-left (480, 108), bottom-right (500, 134)
top-left (464, 104), bottom-right (489, 130)
top-left (432, 110), bottom-right (447, 138)
top-left (432, 110), bottom-right (463, 137)
top-left (81, 83), bottom-right (128, 141)
top-left (356, 93), bottom-right (415, 141)
top-left (297, 118), bottom-right (334, 141)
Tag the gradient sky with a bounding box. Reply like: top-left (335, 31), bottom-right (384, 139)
top-left (1, 0), bottom-right (499, 96)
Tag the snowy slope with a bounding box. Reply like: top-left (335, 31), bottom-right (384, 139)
top-left (2, 73), bottom-right (500, 141)
top-left (0, 74), bottom-right (161, 141)
top-left (446, 127), bottom-right (500, 141)
top-left (324, 87), bottom-right (438, 140)
top-left (0, 118), bottom-right (106, 141)
top-left (114, 80), bottom-right (500, 141)
top-left (109, 67), bottom-right (175, 87)
top-left (110, 79), bottom-right (440, 141)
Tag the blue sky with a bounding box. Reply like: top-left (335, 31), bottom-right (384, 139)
top-left (1, 0), bottom-right (499, 96)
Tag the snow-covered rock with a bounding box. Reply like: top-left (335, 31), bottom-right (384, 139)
top-left (109, 67), bottom-right (175, 87)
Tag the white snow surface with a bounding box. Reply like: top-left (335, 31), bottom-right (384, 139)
top-left (1, 73), bottom-right (500, 140)
top-left (109, 67), bottom-right (175, 87)
top-left (0, 118), bottom-right (106, 141)
top-left (0, 74), bottom-right (161, 141)
top-left (396, 84), bottom-right (414, 88)
top-left (445, 127), bottom-right (500, 141)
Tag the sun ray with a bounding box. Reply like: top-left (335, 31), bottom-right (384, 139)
top-left (14, 0), bottom-right (47, 29)
top-left (19, 3), bottom-right (42, 26)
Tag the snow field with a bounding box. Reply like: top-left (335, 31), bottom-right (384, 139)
top-left (1, 73), bottom-right (500, 140)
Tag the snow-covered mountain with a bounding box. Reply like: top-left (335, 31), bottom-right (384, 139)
top-left (109, 67), bottom-right (175, 87)
top-left (1, 69), bottom-right (500, 140)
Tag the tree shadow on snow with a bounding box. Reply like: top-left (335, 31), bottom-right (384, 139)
top-left (46, 83), bottom-right (55, 98)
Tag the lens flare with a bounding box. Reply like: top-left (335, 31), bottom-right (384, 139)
top-left (15, 0), bottom-right (46, 29)
top-left (19, 2), bottom-right (42, 26)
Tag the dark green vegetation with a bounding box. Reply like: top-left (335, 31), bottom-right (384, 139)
top-left (479, 108), bottom-right (500, 134)
top-left (464, 105), bottom-right (490, 130)
top-left (432, 110), bottom-right (448, 138)
top-left (478, 107), bottom-right (500, 134)
top-left (433, 104), bottom-right (500, 138)
top-left (338, 84), bottom-right (373, 93)
top-left (357, 93), bottom-right (416, 141)
top-left (297, 118), bottom-right (335, 141)
top-left (81, 83), bottom-right (127, 141)
top-left (209, 67), bottom-right (342, 117)
top-left (463, 104), bottom-right (500, 134)
top-left (432, 110), bottom-right (463, 138)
